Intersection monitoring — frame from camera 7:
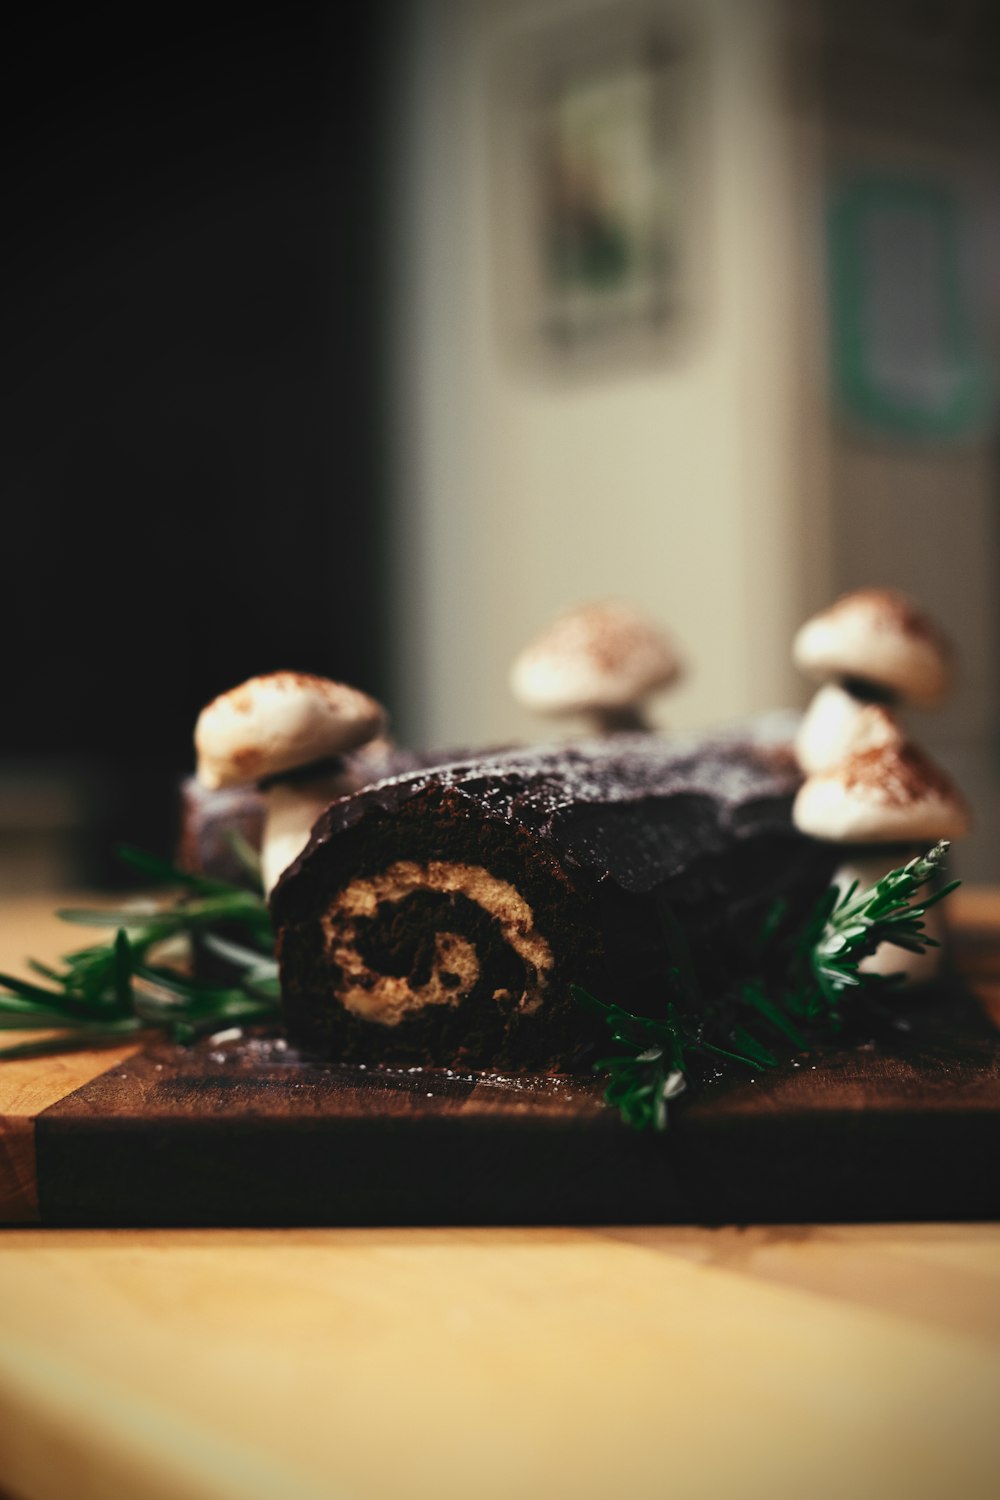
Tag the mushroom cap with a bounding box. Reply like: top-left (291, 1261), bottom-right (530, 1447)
top-left (793, 740), bottom-right (970, 844)
top-left (794, 683), bottom-right (903, 775)
top-left (195, 672), bottom-right (387, 790)
top-left (509, 601), bottom-right (681, 717)
top-left (792, 588), bottom-right (954, 706)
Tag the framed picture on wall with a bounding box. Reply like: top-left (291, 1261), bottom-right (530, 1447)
top-left (827, 174), bottom-right (990, 440)
top-left (492, 1), bottom-right (694, 371)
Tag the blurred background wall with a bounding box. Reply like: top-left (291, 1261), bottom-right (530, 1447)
top-left (387, 0), bottom-right (1000, 878)
top-left (389, 0), bottom-right (824, 752)
top-left (3, 0), bottom-right (999, 888)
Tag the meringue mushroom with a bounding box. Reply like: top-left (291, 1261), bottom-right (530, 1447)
top-left (194, 672), bottom-right (387, 896)
top-left (793, 587), bottom-right (954, 708)
top-left (794, 739), bottom-right (970, 985)
top-left (793, 741), bottom-right (969, 846)
top-left (509, 601), bottom-right (681, 735)
top-left (794, 684), bottom-right (904, 776)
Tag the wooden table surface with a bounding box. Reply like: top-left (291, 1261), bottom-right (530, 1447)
top-left (1, 892), bottom-right (999, 1500)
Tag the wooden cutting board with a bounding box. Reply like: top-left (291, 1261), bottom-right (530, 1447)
top-left (2, 900), bottom-right (999, 1228)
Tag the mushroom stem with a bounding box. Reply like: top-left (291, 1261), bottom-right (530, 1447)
top-left (260, 770), bottom-right (351, 897)
top-left (839, 675), bottom-right (898, 706)
top-left (589, 705), bottom-right (651, 735)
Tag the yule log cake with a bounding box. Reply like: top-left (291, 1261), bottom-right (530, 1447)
top-left (269, 727), bottom-right (840, 1071)
top-left (190, 591), bottom-right (968, 1077)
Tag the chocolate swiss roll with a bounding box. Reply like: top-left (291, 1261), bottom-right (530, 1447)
top-left (271, 718), bottom-right (840, 1072)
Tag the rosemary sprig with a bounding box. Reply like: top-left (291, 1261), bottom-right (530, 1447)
top-left (580, 842), bottom-right (958, 1132)
top-left (807, 844), bottom-right (959, 1005)
top-left (0, 845), bottom-right (279, 1058)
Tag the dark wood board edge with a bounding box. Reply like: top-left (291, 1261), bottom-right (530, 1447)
top-left (25, 981), bottom-right (1000, 1229)
top-left (0, 1115), bottom-right (40, 1225)
top-left (0, 1039), bottom-right (148, 1225)
top-left (32, 1110), bottom-right (1000, 1230)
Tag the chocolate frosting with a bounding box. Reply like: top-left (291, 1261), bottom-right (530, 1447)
top-left (273, 714), bottom-right (805, 910)
top-left (270, 713), bottom-right (842, 1069)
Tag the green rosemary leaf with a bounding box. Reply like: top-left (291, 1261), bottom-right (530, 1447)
top-left (741, 982), bottom-right (808, 1049)
top-left (113, 930), bottom-right (134, 1012)
top-left (699, 1029), bottom-right (777, 1070)
top-left (224, 830), bottom-right (264, 889)
top-left (198, 931), bottom-right (278, 973)
top-left (132, 964), bottom-right (244, 1004)
top-left (58, 946), bottom-right (137, 1008)
top-left (920, 877), bottom-right (962, 911)
top-left (115, 843), bottom-right (237, 895)
top-left (699, 1039), bottom-right (773, 1069)
top-left (728, 1026), bottom-right (779, 1069)
top-left (0, 971), bottom-right (73, 1006)
top-left (0, 848), bottom-right (280, 1054)
top-left (881, 932), bottom-right (937, 955)
top-left (239, 973), bottom-right (282, 1003)
top-left (575, 988), bottom-right (694, 1074)
top-left (579, 840), bottom-right (960, 1133)
top-left (0, 1008), bottom-right (97, 1029)
top-left (164, 994), bottom-right (279, 1043)
top-left (594, 1047), bottom-right (679, 1131)
top-left (808, 841), bottom-right (954, 992)
top-left (25, 958), bottom-right (64, 982)
top-left (54, 907), bottom-right (163, 928)
top-left (0, 1021), bottom-right (146, 1058)
top-left (603, 1070), bottom-right (647, 1106)
top-left (0, 974), bottom-right (117, 1021)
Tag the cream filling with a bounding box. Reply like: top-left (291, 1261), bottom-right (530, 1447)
top-left (321, 860), bottom-right (554, 1026)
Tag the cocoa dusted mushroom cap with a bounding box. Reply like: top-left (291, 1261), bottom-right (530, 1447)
top-left (794, 683), bottom-right (903, 776)
top-left (509, 601), bottom-right (681, 734)
top-left (792, 588), bottom-right (954, 707)
top-left (793, 740), bottom-right (970, 845)
top-left (195, 672), bottom-right (387, 791)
